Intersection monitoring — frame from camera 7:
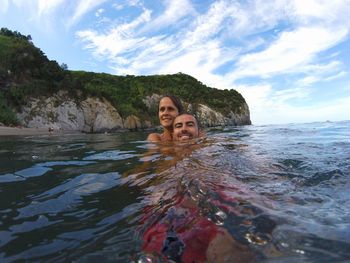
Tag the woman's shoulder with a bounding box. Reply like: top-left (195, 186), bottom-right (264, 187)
top-left (147, 133), bottom-right (162, 142)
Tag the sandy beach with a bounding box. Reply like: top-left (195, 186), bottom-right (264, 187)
top-left (0, 126), bottom-right (80, 136)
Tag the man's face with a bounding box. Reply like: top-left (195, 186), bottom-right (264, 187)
top-left (173, 114), bottom-right (199, 141)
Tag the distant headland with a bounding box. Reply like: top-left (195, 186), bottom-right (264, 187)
top-left (0, 28), bottom-right (251, 133)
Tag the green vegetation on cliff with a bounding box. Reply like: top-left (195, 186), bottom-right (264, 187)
top-left (0, 28), bottom-right (68, 123)
top-left (0, 28), bottom-right (247, 126)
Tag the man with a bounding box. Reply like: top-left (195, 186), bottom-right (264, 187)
top-left (172, 113), bottom-right (200, 141)
top-left (142, 113), bottom-right (257, 262)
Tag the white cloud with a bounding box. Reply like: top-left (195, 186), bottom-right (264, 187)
top-left (182, 0), bottom-right (239, 47)
top-left (37, 0), bottom-right (65, 16)
top-left (223, 0), bottom-right (292, 38)
top-left (68, 0), bottom-right (108, 27)
top-left (77, 8), bottom-right (152, 61)
top-left (296, 61), bottom-right (344, 86)
top-left (2, 1), bottom-right (63, 29)
top-left (95, 8), bottom-right (104, 17)
top-left (159, 40), bottom-right (237, 86)
top-left (323, 71), bottom-right (347, 81)
top-left (292, 0), bottom-right (350, 26)
top-left (237, 82), bottom-right (350, 125)
top-left (140, 0), bottom-right (194, 33)
top-left (302, 61), bottom-right (342, 74)
top-left (237, 84), bottom-right (273, 107)
top-left (109, 35), bottom-right (173, 75)
top-left (127, 0), bottom-right (141, 7)
top-left (268, 96), bottom-right (350, 124)
top-left (11, 0), bottom-right (25, 7)
top-left (112, 0), bottom-right (142, 11)
top-left (232, 26), bottom-right (348, 80)
top-left (73, 0), bottom-right (350, 124)
top-left (77, 0), bottom-right (242, 78)
top-left (5, 0), bottom-right (99, 21)
top-left (112, 3), bottom-right (123, 11)
top-left (76, 0), bottom-right (350, 85)
top-left (297, 76), bottom-right (319, 86)
top-left (0, 0), bottom-right (9, 13)
top-left (235, 83), bottom-right (274, 124)
top-left (7, 0), bottom-right (34, 14)
top-left (3, 0), bottom-right (107, 26)
top-left (273, 87), bottom-right (311, 103)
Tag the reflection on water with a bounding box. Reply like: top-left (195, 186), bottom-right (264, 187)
top-left (0, 121), bottom-right (350, 262)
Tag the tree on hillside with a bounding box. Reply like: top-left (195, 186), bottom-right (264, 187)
top-left (0, 27), bottom-right (31, 42)
top-left (60, 63), bottom-right (68, 70)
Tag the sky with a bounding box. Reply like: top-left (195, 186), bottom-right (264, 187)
top-left (1, 0), bottom-right (350, 125)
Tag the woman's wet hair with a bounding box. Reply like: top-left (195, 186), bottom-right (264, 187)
top-left (160, 95), bottom-right (185, 114)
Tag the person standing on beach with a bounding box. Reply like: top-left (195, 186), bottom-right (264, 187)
top-left (147, 95), bottom-right (184, 142)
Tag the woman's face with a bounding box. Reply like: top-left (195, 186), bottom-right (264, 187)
top-left (158, 97), bottom-right (179, 128)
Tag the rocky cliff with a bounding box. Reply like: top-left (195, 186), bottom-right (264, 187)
top-left (1, 28), bottom-right (252, 130)
top-left (16, 92), bottom-right (250, 132)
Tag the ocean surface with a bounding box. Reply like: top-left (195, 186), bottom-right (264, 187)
top-left (0, 120), bottom-right (349, 262)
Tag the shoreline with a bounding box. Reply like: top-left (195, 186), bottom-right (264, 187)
top-left (0, 126), bottom-right (81, 136)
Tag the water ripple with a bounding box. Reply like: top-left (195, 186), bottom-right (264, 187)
top-left (83, 150), bottom-right (138, 161)
top-left (0, 121), bottom-right (349, 262)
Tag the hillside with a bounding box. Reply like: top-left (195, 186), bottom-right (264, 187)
top-left (0, 28), bottom-right (251, 130)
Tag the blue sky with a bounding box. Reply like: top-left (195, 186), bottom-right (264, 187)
top-left (1, 0), bottom-right (349, 125)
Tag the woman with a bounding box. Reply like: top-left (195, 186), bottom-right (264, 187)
top-left (147, 95), bottom-right (184, 142)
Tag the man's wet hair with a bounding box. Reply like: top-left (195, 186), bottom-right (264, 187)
top-left (161, 95), bottom-right (185, 114)
top-left (173, 112), bottom-right (202, 128)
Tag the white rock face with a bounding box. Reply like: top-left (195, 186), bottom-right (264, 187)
top-left (124, 115), bottom-right (141, 130)
top-left (142, 94), bottom-right (162, 110)
top-left (191, 103), bottom-right (251, 126)
top-left (81, 97), bottom-right (123, 133)
top-left (16, 92), bottom-right (251, 132)
top-left (196, 104), bottom-right (226, 127)
top-left (227, 103), bottom-right (251, 125)
top-left (17, 92), bottom-right (123, 132)
top-left (56, 101), bottom-right (85, 130)
top-left (17, 94), bottom-right (84, 130)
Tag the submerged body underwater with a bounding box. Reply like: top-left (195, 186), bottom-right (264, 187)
top-left (0, 120), bottom-right (349, 262)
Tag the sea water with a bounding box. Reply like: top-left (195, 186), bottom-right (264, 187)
top-left (0, 121), bottom-right (349, 262)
